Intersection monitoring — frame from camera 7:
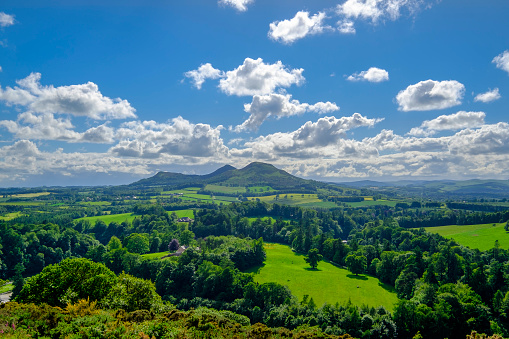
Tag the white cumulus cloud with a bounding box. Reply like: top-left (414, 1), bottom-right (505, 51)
top-left (407, 111), bottom-right (486, 136)
top-left (347, 67), bottom-right (389, 82)
top-left (396, 79), bottom-right (465, 112)
top-left (184, 63), bottom-right (224, 89)
top-left (0, 112), bottom-right (115, 143)
top-left (0, 73), bottom-right (136, 120)
top-left (0, 12), bottom-right (15, 27)
top-left (268, 11), bottom-right (330, 44)
top-left (218, 58), bottom-right (305, 96)
top-left (234, 93), bottom-right (339, 132)
top-left (218, 0), bottom-right (253, 12)
top-left (493, 50), bottom-right (509, 75)
top-left (337, 20), bottom-right (356, 34)
top-left (111, 117), bottom-right (228, 158)
top-left (235, 113), bottom-right (383, 159)
top-left (474, 88), bottom-right (501, 103)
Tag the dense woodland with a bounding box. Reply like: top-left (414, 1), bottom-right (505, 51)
top-left (1, 180), bottom-right (509, 338)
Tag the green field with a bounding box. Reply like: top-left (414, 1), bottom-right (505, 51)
top-left (170, 209), bottom-right (195, 218)
top-left (0, 202), bottom-right (44, 206)
top-left (0, 212), bottom-right (24, 221)
top-left (78, 201), bottom-right (112, 206)
top-left (205, 184), bottom-right (246, 194)
top-left (10, 192), bottom-right (51, 198)
top-left (141, 251), bottom-right (171, 259)
top-left (248, 244), bottom-right (398, 310)
top-left (76, 213), bottom-right (136, 224)
top-left (345, 200), bottom-right (398, 207)
top-left (0, 282), bottom-right (13, 294)
top-left (425, 222), bottom-right (509, 251)
top-left (249, 194), bottom-right (325, 206)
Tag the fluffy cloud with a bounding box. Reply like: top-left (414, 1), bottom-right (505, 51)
top-left (268, 11), bottom-right (330, 44)
top-left (337, 0), bottom-right (425, 22)
top-left (111, 117), bottom-right (228, 158)
top-left (493, 50), bottom-right (509, 75)
top-left (235, 113), bottom-right (382, 159)
top-left (218, 0), bottom-right (253, 12)
top-left (337, 20), bottom-right (356, 34)
top-left (234, 93), bottom-right (339, 131)
top-left (407, 111), bottom-right (486, 136)
top-left (474, 88), bottom-right (501, 103)
top-left (0, 73), bottom-right (136, 120)
top-left (396, 79), bottom-right (465, 111)
top-left (0, 12), bottom-right (15, 27)
top-left (218, 58), bottom-right (305, 96)
top-left (0, 112), bottom-right (115, 143)
top-left (184, 63), bottom-right (224, 89)
top-left (347, 67), bottom-right (389, 82)
top-left (448, 123), bottom-right (509, 155)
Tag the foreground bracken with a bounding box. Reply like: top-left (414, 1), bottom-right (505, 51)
top-left (0, 300), bottom-right (353, 339)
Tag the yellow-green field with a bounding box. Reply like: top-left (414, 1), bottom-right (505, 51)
top-left (76, 213), bottom-right (136, 224)
top-left (9, 192), bottom-right (51, 198)
top-left (248, 243), bottom-right (398, 310)
top-left (0, 212), bottom-right (24, 221)
top-left (425, 222), bottom-right (509, 251)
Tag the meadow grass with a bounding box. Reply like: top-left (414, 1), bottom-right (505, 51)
top-left (248, 194), bottom-right (324, 206)
top-left (247, 243), bottom-right (398, 311)
top-left (0, 202), bottom-right (44, 206)
top-left (424, 222), bottom-right (509, 251)
top-left (9, 192), bottom-right (51, 198)
top-left (345, 200), bottom-right (398, 208)
top-left (205, 184), bottom-right (246, 194)
top-left (78, 201), bottom-right (112, 206)
top-left (0, 283), bottom-right (13, 294)
top-left (0, 212), bottom-right (24, 221)
top-left (141, 251), bottom-right (171, 259)
top-left (168, 209), bottom-right (195, 218)
top-left (76, 213), bottom-right (136, 224)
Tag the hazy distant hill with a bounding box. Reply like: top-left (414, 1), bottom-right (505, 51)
top-left (130, 162), bottom-right (325, 191)
top-left (337, 179), bottom-right (509, 198)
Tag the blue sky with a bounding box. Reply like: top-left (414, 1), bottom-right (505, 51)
top-left (0, 0), bottom-right (508, 187)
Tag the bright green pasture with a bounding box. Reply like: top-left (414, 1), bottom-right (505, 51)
top-left (205, 185), bottom-right (246, 194)
top-left (76, 213), bottom-right (136, 225)
top-left (0, 202), bottom-right (44, 206)
top-left (0, 212), bottom-right (23, 221)
top-left (0, 282), bottom-right (13, 294)
top-left (247, 186), bottom-right (275, 193)
top-left (424, 223), bottom-right (509, 251)
top-left (248, 243), bottom-right (398, 310)
top-left (345, 200), bottom-right (398, 207)
top-left (249, 194), bottom-right (324, 206)
top-left (167, 209), bottom-right (195, 219)
top-left (78, 201), bottom-right (112, 206)
top-left (10, 192), bottom-right (51, 198)
top-left (141, 251), bottom-right (170, 259)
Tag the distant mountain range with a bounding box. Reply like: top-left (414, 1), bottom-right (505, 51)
top-left (336, 179), bottom-right (509, 198)
top-left (129, 162), bottom-right (325, 191)
top-left (129, 162), bottom-right (509, 198)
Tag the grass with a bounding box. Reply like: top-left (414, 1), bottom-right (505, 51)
top-left (9, 192), bottom-right (51, 198)
top-left (141, 251), bottom-right (171, 259)
top-left (248, 194), bottom-right (324, 206)
top-left (0, 282), bottom-right (13, 294)
top-left (424, 222), bottom-right (509, 251)
top-left (76, 213), bottom-right (136, 224)
top-left (78, 201), bottom-right (112, 206)
top-left (0, 212), bottom-right (23, 221)
top-left (205, 185), bottom-right (246, 194)
top-left (168, 209), bottom-right (195, 218)
top-left (345, 200), bottom-right (398, 208)
top-left (0, 202), bottom-right (44, 206)
top-left (247, 243), bottom-right (398, 310)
